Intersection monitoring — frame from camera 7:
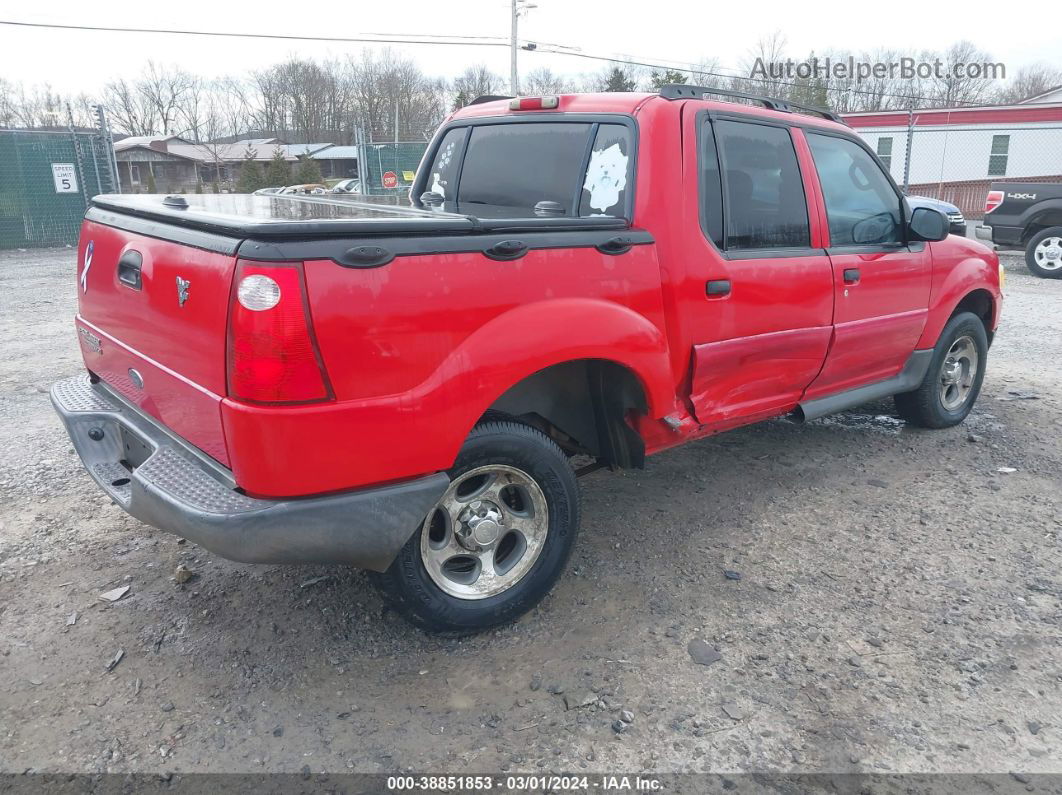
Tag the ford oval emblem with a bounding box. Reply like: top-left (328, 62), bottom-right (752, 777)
top-left (128, 368), bottom-right (144, 390)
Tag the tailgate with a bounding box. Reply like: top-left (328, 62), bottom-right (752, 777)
top-left (75, 219), bottom-right (237, 466)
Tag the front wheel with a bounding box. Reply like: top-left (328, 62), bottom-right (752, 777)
top-left (894, 311), bottom-right (988, 429)
top-left (1025, 226), bottom-right (1062, 278)
top-left (370, 420), bottom-right (580, 634)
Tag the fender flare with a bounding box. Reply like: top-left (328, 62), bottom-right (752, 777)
top-left (1018, 199), bottom-right (1062, 238)
top-left (916, 261), bottom-right (1000, 349)
top-left (427, 298), bottom-right (674, 455)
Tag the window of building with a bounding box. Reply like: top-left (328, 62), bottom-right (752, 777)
top-left (807, 133), bottom-right (901, 246)
top-left (714, 120), bottom-right (810, 250)
top-left (988, 135), bottom-right (1010, 177)
top-left (876, 137), bottom-right (893, 171)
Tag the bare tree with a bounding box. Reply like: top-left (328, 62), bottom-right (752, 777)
top-left (994, 64), bottom-right (1062, 104)
top-left (140, 62), bottom-right (196, 135)
top-left (928, 41), bottom-right (998, 107)
top-left (743, 31), bottom-right (789, 98)
top-left (452, 65), bottom-right (505, 109)
top-left (522, 67), bottom-right (576, 95)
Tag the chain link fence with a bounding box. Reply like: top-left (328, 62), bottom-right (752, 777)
top-left (855, 124), bottom-right (1062, 224)
top-left (0, 127), bottom-right (119, 249)
top-left (357, 141), bottom-right (428, 196)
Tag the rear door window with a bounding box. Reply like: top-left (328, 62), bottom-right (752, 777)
top-left (715, 120), bottom-right (810, 250)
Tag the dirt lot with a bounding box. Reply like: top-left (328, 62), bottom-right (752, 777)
top-left (1, 246), bottom-right (1060, 777)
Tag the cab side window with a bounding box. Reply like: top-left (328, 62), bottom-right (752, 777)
top-left (715, 120), bottom-right (810, 250)
top-left (807, 133), bottom-right (902, 246)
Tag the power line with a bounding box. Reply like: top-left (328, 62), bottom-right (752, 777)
top-left (0, 19), bottom-right (513, 48)
top-left (0, 18), bottom-right (993, 109)
top-left (529, 46), bottom-right (987, 108)
top-left (0, 18), bottom-right (583, 57)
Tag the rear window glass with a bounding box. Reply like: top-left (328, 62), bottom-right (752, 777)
top-left (457, 123), bottom-right (592, 215)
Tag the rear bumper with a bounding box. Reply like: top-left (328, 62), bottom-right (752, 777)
top-left (50, 374), bottom-right (447, 571)
top-left (980, 223), bottom-right (1023, 248)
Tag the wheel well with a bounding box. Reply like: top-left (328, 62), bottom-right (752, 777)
top-left (1022, 211), bottom-right (1062, 243)
top-left (952, 289), bottom-right (994, 346)
top-left (482, 359), bottom-right (648, 469)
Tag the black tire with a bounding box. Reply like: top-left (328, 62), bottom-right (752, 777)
top-left (894, 311), bottom-right (988, 429)
top-left (370, 420), bottom-right (580, 634)
top-left (1024, 226), bottom-right (1062, 278)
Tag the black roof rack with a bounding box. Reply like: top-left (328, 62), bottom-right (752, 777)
top-left (658, 84), bottom-right (846, 125)
top-left (468, 94), bottom-right (515, 106)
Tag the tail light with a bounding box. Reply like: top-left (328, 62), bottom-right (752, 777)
top-left (227, 260), bottom-right (332, 404)
top-left (984, 190), bottom-right (1004, 214)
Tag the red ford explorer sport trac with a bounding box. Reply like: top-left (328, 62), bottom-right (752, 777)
top-left (52, 87), bottom-right (1003, 633)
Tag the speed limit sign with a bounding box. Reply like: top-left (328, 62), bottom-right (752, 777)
top-left (52, 163), bottom-right (79, 194)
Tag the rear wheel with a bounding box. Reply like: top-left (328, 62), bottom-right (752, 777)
top-left (370, 420), bottom-right (579, 634)
top-left (1025, 226), bottom-right (1062, 278)
top-left (894, 311), bottom-right (988, 428)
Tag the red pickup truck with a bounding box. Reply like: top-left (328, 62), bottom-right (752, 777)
top-left (52, 87), bottom-right (1003, 633)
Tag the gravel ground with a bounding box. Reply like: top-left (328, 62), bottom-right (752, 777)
top-left (0, 246), bottom-right (1060, 777)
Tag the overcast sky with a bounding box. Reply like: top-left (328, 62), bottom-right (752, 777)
top-left (1, 0), bottom-right (1058, 95)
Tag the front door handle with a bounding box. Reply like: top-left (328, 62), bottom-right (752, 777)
top-left (706, 279), bottom-right (731, 297)
top-left (843, 268), bottom-right (861, 284)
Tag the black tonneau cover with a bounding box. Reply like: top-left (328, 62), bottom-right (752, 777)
top-left (89, 193), bottom-right (628, 239)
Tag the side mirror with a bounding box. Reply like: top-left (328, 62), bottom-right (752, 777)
top-left (420, 191), bottom-right (444, 207)
top-left (909, 206), bottom-right (949, 242)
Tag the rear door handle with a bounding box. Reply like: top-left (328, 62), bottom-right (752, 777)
top-left (706, 279), bottom-right (731, 297)
top-left (843, 268), bottom-right (861, 284)
top-left (596, 235), bottom-right (633, 255)
top-left (117, 250), bottom-right (143, 290)
top-left (484, 240), bottom-right (529, 261)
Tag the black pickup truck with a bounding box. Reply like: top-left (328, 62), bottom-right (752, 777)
top-left (977, 182), bottom-right (1062, 278)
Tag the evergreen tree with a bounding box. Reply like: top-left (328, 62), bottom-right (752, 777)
top-left (649, 69), bottom-right (688, 90)
top-left (294, 155), bottom-right (323, 185)
top-left (265, 147), bottom-right (291, 187)
top-left (146, 172), bottom-right (157, 193)
top-left (236, 147), bottom-right (265, 193)
top-left (601, 67), bottom-right (636, 92)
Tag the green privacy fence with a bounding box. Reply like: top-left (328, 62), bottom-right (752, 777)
top-left (0, 129), bottom-right (118, 249)
top-left (359, 141), bottom-right (428, 196)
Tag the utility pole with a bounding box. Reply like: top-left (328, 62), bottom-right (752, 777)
top-left (510, 0), bottom-right (519, 95)
top-left (510, 0), bottom-right (537, 96)
top-left (903, 108), bottom-right (915, 193)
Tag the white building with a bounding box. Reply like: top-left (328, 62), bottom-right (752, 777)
top-left (843, 98), bottom-right (1062, 218)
